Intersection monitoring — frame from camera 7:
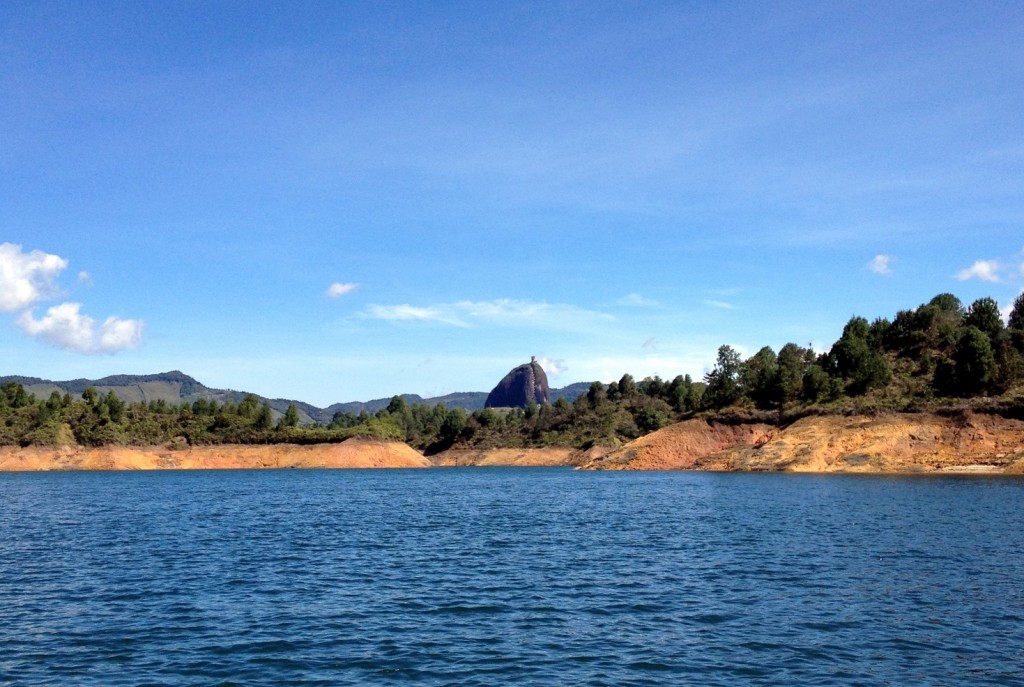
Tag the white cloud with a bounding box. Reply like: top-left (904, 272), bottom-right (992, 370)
top-left (16, 302), bottom-right (144, 354)
top-left (642, 337), bottom-right (658, 350)
top-left (617, 293), bottom-right (658, 307)
top-left (77, 271), bottom-right (92, 285)
top-left (867, 254), bottom-right (892, 275)
top-left (364, 304), bottom-right (469, 327)
top-left (0, 242), bottom-right (68, 312)
top-left (536, 356), bottom-right (567, 376)
top-left (956, 259), bottom-right (1003, 282)
top-left (326, 282), bottom-right (359, 298)
top-left (364, 298), bottom-right (613, 331)
top-left (704, 299), bottom-right (738, 310)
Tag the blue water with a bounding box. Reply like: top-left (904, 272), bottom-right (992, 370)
top-left (1, 468), bottom-right (1023, 686)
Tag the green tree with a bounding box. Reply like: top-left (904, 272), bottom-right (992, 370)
top-left (238, 393), bottom-right (260, 419)
top-left (867, 318), bottom-right (890, 350)
top-left (255, 402), bottom-right (274, 430)
top-left (475, 408), bottom-right (499, 428)
top-left (776, 343), bottom-right (808, 404)
top-left (829, 317), bottom-right (891, 395)
top-left (952, 326), bottom-right (997, 396)
top-left (281, 403), bottom-right (300, 428)
top-left (964, 297), bottom-right (1003, 342)
top-left (886, 294), bottom-right (964, 356)
top-left (23, 421), bottom-right (76, 448)
top-left (667, 375), bottom-right (694, 412)
top-left (0, 382), bottom-right (32, 409)
top-left (586, 381), bottom-right (606, 409)
top-left (928, 293), bottom-right (965, 314)
top-left (703, 345), bottom-right (743, 409)
top-left (103, 391), bottom-right (125, 424)
top-left (634, 406), bottom-right (670, 433)
top-left (682, 377), bottom-right (703, 412)
top-left (81, 386), bottom-right (98, 406)
top-left (1009, 292), bottom-right (1024, 331)
top-left (802, 363), bottom-right (835, 403)
top-left (741, 346), bottom-right (780, 409)
top-left (638, 376), bottom-right (665, 399)
top-left (606, 381), bottom-right (621, 401)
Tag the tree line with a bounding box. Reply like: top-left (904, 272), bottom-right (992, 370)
top-left (3, 292), bottom-right (1023, 453)
top-left (699, 292), bottom-right (1024, 411)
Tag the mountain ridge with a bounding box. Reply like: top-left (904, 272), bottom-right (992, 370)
top-left (0, 371), bottom-right (592, 425)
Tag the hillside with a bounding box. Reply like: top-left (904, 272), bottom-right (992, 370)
top-left (0, 371), bottom-right (592, 425)
top-left (6, 371), bottom-right (205, 406)
top-left (5, 289), bottom-right (1022, 459)
top-left (579, 412), bottom-right (1024, 473)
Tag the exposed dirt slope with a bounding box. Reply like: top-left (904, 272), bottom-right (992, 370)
top-left (0, 440), bottom-right (431, 471)
top-left (580, 419), bottom-right (776, 470)
top-left (709, 413), bottom-right (1024, 473)
top-left (580, 413), bottom-right (1024, 473)
top-left (430, 447), bottom-right (581, 467)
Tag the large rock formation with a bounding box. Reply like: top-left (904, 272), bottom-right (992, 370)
top-left (485, 358), bottom-right (551, 408)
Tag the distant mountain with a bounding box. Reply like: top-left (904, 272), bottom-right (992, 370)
top-left (0, 371), bottom-right (594, 425)
top-left (4, 370), bottom-right (209, 406)
top-left (325, 391), bottom-right (490, 417)
top-left (0, 371), bottom-right (328, 423)
top-left (550, 382), bottom-right (591, 404)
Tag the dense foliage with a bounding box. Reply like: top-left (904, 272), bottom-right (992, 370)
top-left (4, 293), bottom-right (1024, 452)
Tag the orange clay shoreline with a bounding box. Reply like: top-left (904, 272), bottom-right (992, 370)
top-left (2, 412), bottom-right (1024, 473)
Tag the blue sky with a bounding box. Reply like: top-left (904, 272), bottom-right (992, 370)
top-left (2, 1), bottom-right (1023, 406)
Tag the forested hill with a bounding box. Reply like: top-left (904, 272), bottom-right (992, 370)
top-left (3, 290), bottom-right (1023, 453)
top-left (325, 382), bottom-right (591, 416)
top-left (0, 372), bottom-right (592, 424)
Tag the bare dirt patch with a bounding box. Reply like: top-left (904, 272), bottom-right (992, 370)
top-left (0, 440), bottom-right (431, 471)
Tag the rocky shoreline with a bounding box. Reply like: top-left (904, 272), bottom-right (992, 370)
top-left (0, 440), bottom-right (431, 471)
top-left (579, 411), bottom-right (1024, 473)
top-left (3, 412), bottom-right (1024, 473)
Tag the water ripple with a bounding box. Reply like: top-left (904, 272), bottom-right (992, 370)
top-left (1, 469), bottom-right (1023, 685)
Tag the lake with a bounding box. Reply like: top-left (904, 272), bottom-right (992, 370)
top-left (1, 468), bottom-right (1022, 685)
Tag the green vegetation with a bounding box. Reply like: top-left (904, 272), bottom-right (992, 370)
top-left (3, 292), bottom-right (1024, 453)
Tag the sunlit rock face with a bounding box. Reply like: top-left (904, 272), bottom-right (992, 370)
top-left (484, 358), bottom-right (550, 409)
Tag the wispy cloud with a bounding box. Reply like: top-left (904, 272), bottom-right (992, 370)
top-left (364, 304), bottom-right (468, 327)
top-left (867, 254), bottom-right (892, 275)
top-left (956, 259), bottom-right (1002, 282)
top-left (704, 299), bottom-right (738, 310)
top-left (364, 298), bottom-right (613, 331)
top-left (0, 242), bottom-right (67, 312)
top-left (326, 282), bottom-right (359, 298)
top-left (642, 337), bottom-right (658, 350)
top-left (17, 303), bottom-right (143, 354)
top-left (617, 293), bottom-right (658, 307)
